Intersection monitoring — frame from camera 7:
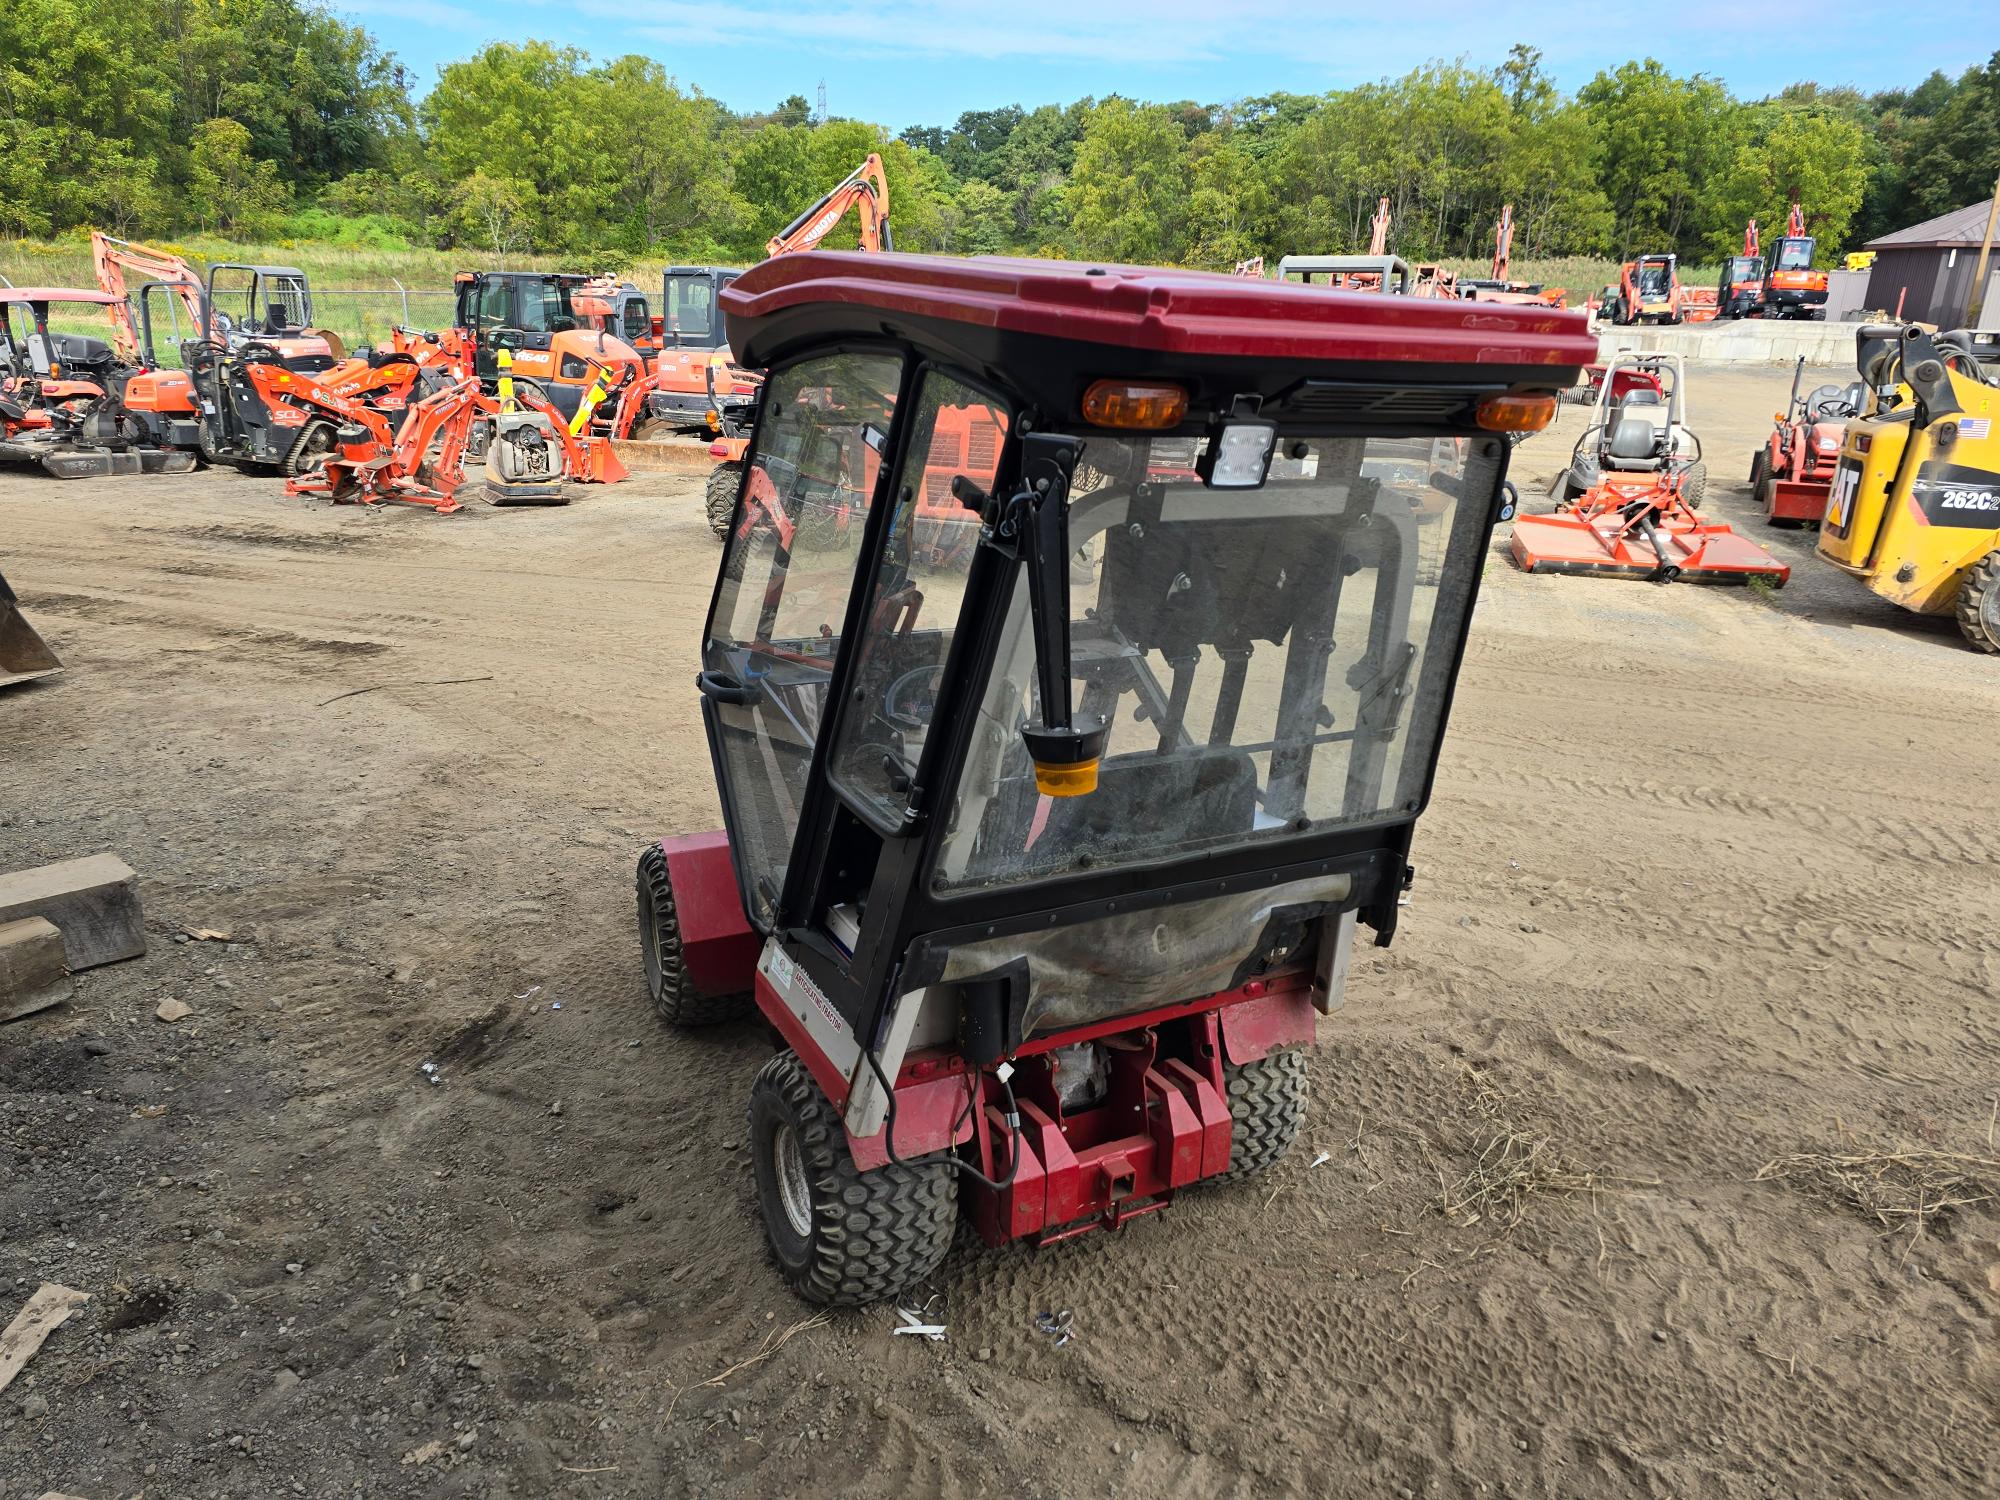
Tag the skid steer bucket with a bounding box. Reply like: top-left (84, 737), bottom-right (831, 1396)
top-left (0, 571), bottom-right (64, 689)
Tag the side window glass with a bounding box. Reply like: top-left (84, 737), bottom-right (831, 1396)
top-left (827, 371), bottom-right (1008, 825)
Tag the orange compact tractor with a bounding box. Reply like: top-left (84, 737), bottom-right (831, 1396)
top-left (1605, 255), bottom-right (1683, 325)
top-left (1758, 199), bottom-right (1828, 319)
top-left (1750, 357), bottom-right (1864, 524)
top-left (1512, 351), bottom-right (1788, 583)
top-left (636, 251), bottom-right (1593, 1303)
top-left (284, 375), bottom-right (485, 514)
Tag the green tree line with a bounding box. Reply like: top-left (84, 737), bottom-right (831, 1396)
top-left (1, 0), bottom-right (1994, 270)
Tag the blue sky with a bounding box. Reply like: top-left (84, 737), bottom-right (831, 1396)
top-left (336, 0), bottom-right (1996, 128)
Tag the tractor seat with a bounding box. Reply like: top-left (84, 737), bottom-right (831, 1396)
top-left (1618, 389), bottom-right (1664, 408)
top-left (1603, 415), bottom-right (1665, 469)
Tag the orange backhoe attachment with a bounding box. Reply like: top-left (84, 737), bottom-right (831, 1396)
top-left (284, 376), bottom-right (483, 514)
top-left (1367, 197), bottom-right (1391, 257)
top-left (1231, 257), bottom-right (1265, 278)
top-left (1744, 219), bottom-right (1760, 259)
top-left (90, 233), bottom-right (206, 363)
top-left (766, 153), bottom-right (893, 257)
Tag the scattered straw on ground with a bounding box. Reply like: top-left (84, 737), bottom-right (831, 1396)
top-left (1754, 1148), bottom-right (2000, 1258)
top-left (1429, 1065), bottom-right (1656, 1230)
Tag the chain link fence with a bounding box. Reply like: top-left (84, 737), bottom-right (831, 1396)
top-left (305, 286), bottom-right (458, 353)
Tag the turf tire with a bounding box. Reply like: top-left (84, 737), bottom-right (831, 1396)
top-left (1680, 460), bottom-right (1708, 511)
top-left (705, 464), bottom-right (740, 540)
top-left (636, 845), bottom-right (747, 1027)
top-left (749, 1051), bottom-right (957, 1306)
top-left (1220, 1048), bottom-right (1307, 1183)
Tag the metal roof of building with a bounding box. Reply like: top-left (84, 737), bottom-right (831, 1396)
top-left (1865, 201), bottom-right (1999, 250)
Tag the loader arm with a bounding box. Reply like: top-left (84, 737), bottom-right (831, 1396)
top-left (91, 233), bottom-right (206, 364)
top-left (766, 153), bottom-right (893, 257)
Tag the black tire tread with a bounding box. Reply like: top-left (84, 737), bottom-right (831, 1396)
top-left (705, 464), bottom-right (739, 539)
top-left (282, 419), bottom-right (336, 478)
top-left (636, 845), bottom-right (747, 1027)
top-left (752, 1052), bottom-right (956, 1306)
top-left (1221, 1049), bottom-right (1307, 1182)
top-left (1680, 459), bottom-right (1708, 511)
top-left (1955, 550), bottom-right (2000, 655)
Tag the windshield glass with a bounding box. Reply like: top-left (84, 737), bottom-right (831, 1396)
top-left (931, 431), bottom-right (1503, 893)
top-left (1637, 264), bottom-right (1671, 297)
top-left (515, 281), bottom-right (575, 334)
top-left (1728, 257), bottom-right (1761, 282)
top-left (665, 274), bottom-right (717, 344)
top-left (1776, 239), bottom-right (1814, 271)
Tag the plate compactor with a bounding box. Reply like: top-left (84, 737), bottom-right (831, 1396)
top-left (1511, 351), bottom-right (1789, 585)
top-left (1819, 325), bottom-right (2000, 652)
top-left (635, 253), bottom-right (1595, 1304)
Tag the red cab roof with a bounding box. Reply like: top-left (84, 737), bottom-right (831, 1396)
top-left (0, 288), bottom-right (120, 305)
top-left (722, 252), bottom-right (1597, 373)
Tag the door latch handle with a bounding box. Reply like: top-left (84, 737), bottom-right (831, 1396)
top-left (696, 669), bottom-right (757, 705)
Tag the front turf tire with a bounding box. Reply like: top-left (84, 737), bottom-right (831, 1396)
top-left (705, 464), bottom-right (740, 539)
top-left (749, 1052), bottom-right (957, 1306)
top-left (636, 845), bottom-right (747, 1027)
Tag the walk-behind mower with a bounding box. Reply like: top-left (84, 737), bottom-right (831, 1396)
top-left (632, 252), bottom-right (1595, 1304)
top-left (1751, 357), bottom-right (1864, 525)
top-left (1511, 351), bottom-right (1789, 584)
top-left (1819, 324), bottom-right (2000, 651)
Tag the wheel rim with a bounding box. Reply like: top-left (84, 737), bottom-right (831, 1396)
top-left (773, 1123), bottom-right (812, 1237)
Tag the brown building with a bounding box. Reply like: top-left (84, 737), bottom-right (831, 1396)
top-left (1863, 201), bottom-right (1999, 327)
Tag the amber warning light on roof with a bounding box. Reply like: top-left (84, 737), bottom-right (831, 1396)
top-left (1081, 380), bottom-right (1188, 430)
top-left (1475, 393), bottom-right (1558, 433)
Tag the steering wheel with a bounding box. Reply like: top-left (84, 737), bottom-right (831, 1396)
top-left (236, 340), bottom-right (285, 366)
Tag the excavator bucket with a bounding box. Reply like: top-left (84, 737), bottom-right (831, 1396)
top-left (1509, 509), bottom-right (1790, 584)
top-left (0, 571), bottom-right (64, 689)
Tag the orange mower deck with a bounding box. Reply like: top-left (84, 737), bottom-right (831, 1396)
top-left (1511, 475), bottom-right (1789, 585)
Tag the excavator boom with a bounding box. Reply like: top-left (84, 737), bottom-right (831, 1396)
top-left (90, 233), bottom-right (206, 364)
top-left (766, 152), bottom-right (894, 258)
top-left (1744, 219), bottom-right (1760, 259)
top-left (1367, 197), bottom-right (1390, 257)
top-left (1492, 203), bottom-right (1514, 283)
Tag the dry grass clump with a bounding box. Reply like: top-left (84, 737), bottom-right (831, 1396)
top-left (1430, 1065), bottom-right (1655, 1230)
top-left (1755, 1147), bottom-right (1999, 1258)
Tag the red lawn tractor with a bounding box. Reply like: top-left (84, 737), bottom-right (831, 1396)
top-left (1750, 357), bottom-right (1864, 525)
top-left (633, 252), bottom-right (1593, 1304)
top-left (1511, 351), bottom-right (1789, 584)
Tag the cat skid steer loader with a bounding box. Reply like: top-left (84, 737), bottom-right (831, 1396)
top-left (1819, 325), bottom-right (2000, 651)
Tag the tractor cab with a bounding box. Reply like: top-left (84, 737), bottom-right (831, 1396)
top-left (644, 267), bottom-right (755, 431)
top-left (1761, 237), bottom-right (1827, 318)
top-left (574, 279), bottom-right (657, 356)
top-left (1719, 255), bottom-right (1764, 318)
top-left (453, 270), bottom-right (644, 425)
top-left (202, 263), bottom-right (334, 370)
top-left (634, 251), bottom-right (1594, 1304)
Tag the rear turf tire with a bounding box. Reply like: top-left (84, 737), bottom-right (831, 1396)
top-left (705, 464), bottom-right (739, 540)
top-left (749, 1051), bottom-right (957, 1306)
top-left (1955, 551), bottom-right (2000, 654)
top-left (1220, 1049), bottom-right (1307, 1182)
top-left (1749, 447), bottom-right (1768, 488)
top-left (636, 845), bottom-right (747, 1027)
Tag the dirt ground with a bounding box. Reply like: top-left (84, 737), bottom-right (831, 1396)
top-left (3, 364), bottom-right (1998, 1499)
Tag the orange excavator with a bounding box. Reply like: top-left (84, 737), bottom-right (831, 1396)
top-left (635, 153), bottom-right (893, 454)
top-left (91, 233), bottom-right (339, 368)
top-left (1717, 220), bottom-right (1765, 319)
top-left (1460, 205), bottom-right (1568, 307)
top-left (1759, 198), bottom-right (1828, 319)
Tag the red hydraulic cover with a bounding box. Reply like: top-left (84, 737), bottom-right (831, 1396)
top-left (721, 252), bottom-right (1597, 375)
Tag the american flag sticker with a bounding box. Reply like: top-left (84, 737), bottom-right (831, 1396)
top-left (1960, 417), bottom-right (1991, 440)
